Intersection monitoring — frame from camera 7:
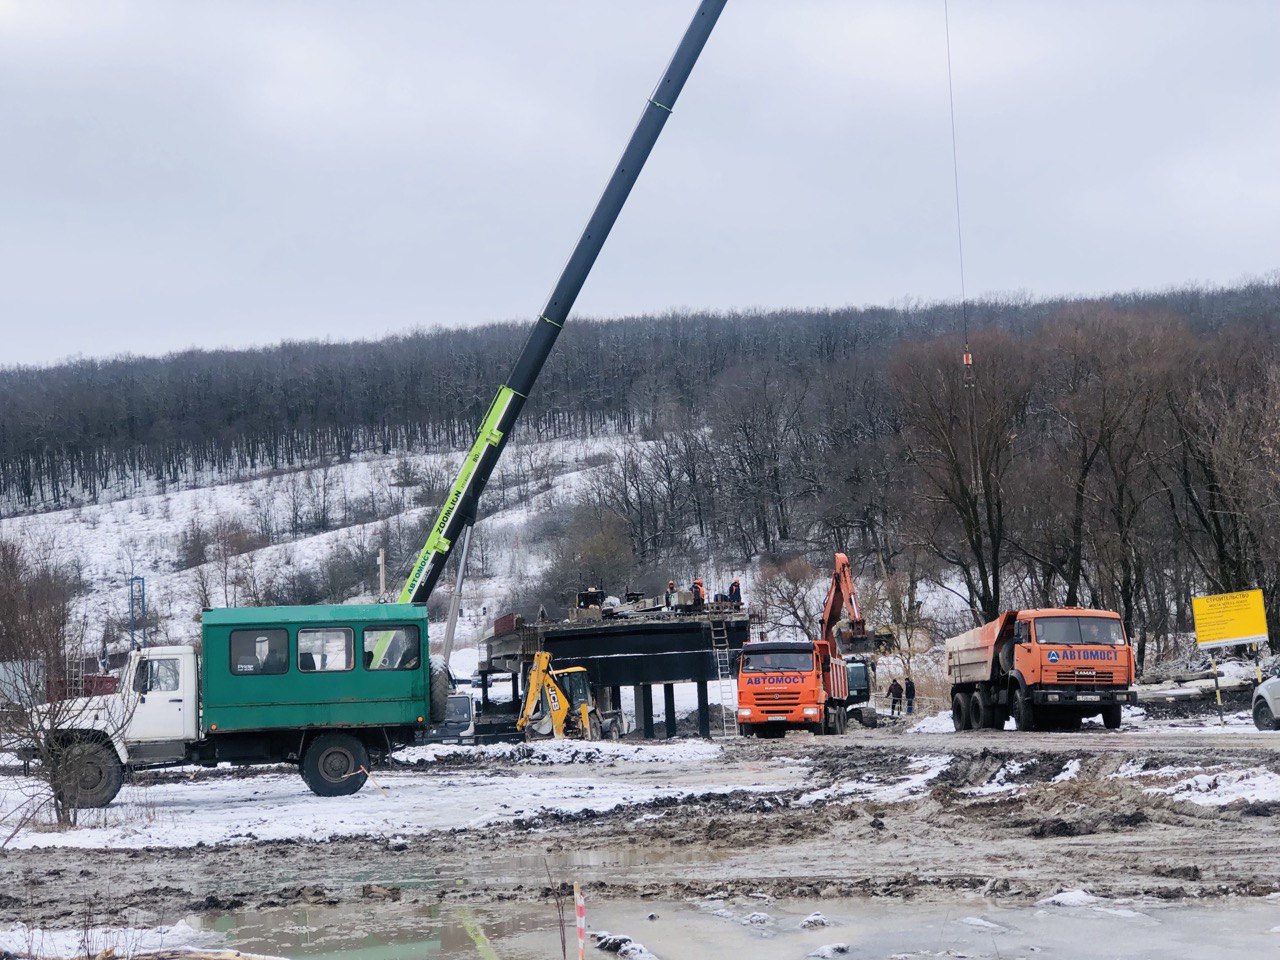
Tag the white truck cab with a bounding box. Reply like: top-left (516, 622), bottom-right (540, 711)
top-left (57, 646), bottom-right (199, 766)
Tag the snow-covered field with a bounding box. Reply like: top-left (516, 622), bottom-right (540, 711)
top-left (0, 738), bottom-right (806, 851)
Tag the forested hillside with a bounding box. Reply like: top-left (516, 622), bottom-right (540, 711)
top-left (4, 278), bottom-right (1280, 663)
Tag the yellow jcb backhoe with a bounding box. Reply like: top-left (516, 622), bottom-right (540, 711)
top-left (517, 651), bottom-right (603, 741)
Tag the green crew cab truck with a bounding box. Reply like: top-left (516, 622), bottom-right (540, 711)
top-left (48, 603), bottom-right (448, 808)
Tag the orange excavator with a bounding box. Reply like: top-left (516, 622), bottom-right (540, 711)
top-left (821, 552), bottom-right (878, 727)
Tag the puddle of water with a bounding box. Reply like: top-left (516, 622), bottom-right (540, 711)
top-left (554, 896), bottom-right (1280, 960)
top-left (190, 892), bottom-right (1280, 959)
top-left (322, 844), bottom-right (726, 897)
top-left (191, 901), bottom-right (550, 960)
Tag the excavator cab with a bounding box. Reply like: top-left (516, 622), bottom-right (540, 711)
top-left (557, 668), bottom-right (593, 712)
top-left (517, 652), bottom-right (602, 741)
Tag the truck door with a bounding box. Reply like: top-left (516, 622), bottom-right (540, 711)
top-left (125, 653), bottom-right (193, 762)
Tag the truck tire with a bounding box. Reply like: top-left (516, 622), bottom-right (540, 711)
top-left (968, 690), bottom-right (996, 730)
top-left (1014, 689), bottom-right (1036, 732)
top-left (1101, 704), bottom-right (1122, 730)
top-left (59, 739), bottom-right (125, 809)
top-left (301, 733), bottom-right (368, 797)
top-left (1255, 699), bottom-right (1280, 731)
top-left (587, 712), bottom-right (602, 742)
top-left (428, 655), bottom-right (450, 723)
top-left (952, 693), bottom-right (971, 732)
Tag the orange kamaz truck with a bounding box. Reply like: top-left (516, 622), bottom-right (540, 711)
top-left (946, 608), bottom-right (1136, 732)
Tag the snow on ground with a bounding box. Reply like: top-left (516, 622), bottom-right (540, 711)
top-left (963, 759), bottom-right (1037, 796)
top-left (0, 920), bottom-right (220, 958)
top-left (1143, 767), bottom-right (1280, 806)
top-left (1038, 890), bottom-right (1103, 907)
top-left (906, 710), bottom-right (954, 734)
top-left (0, 740), bottom-right (753, 850)
top-left (398, 738), bottom-right (722, 766)
top-left (795, 754), bottom-right (951, 806)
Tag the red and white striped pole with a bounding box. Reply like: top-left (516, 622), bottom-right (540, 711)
top-left (574, 882), bottom-right (586, 960)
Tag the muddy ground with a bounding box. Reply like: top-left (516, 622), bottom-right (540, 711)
top-left (2, 727), bottom-right (1278, 931)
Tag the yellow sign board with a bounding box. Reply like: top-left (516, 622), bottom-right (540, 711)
top-left (1192, 589), bottom-right (1268, 650)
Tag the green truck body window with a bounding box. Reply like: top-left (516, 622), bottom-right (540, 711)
top-left (229, 628), bottom-right (289, 676)
top-left (298, 627), bottom-right (354, 673)
top-left (363, 625), bottom-right (420, 671)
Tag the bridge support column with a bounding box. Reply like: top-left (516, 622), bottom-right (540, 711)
top-left (696, 681), bottom-right (711, 739)
top-left (664, 683), bottom-right (677, 738)
top-left (639, 684), bottom-right (655, 739)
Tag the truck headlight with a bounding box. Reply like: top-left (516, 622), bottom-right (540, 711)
top-left (1047, 694), bottom-right (1059, 702)
top-left (737, 708), bottom-right (751, 718)
top-left (803, 707), bottom-right (819, 716)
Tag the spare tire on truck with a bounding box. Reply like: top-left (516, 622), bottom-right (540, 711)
top-left (429, 654), bottom-right (451, 723)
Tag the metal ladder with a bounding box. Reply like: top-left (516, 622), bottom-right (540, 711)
top-left (709, 618), bottom-right (737, 737)
top-left (64, 653), bottom-right (85, 699)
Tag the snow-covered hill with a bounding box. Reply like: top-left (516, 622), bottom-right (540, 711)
top-left (0, 436), bottom-right (617, 657)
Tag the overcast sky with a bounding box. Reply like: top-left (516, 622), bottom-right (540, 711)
top-left (2, 1), bottom-right (1277, 367)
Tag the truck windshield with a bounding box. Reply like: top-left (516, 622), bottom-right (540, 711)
top-left (445, 696), bottom-right (472, 724)
top-left (741, 651), bottom-right (813, 672)
top-left (1035, 617), bottom-right (1125, 645)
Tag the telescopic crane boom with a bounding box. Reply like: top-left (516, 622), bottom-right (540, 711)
top-left (398, 1), bottom-right (727, 605)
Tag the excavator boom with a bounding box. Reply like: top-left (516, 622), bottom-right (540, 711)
top-left (821, 552), bottom-right (870, 657)
top-left (400, 1), bottom-right (728, 605)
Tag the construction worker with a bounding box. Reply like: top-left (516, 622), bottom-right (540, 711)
top-left (691, 578), bottom-right (705, 609)
top-left (728, 578), bottom-right (742, 604)
top-left (887, 678), bottom-right (904, 717)
top-left (904, 676), bottom-right (916, 715)
top-left (666, 580), bottom-right (677, 608)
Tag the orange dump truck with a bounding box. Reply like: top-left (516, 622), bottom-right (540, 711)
top-left (736, 639), bottom-right (850, 738)
top-left (946, 607), bottom-right (1137, 732)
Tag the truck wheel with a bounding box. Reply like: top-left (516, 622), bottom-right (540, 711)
top-left (609, 717), bottom-right (623, 741)
top-left (952, 693), bottom-right (971, 731)
top-left (968, 690), bottom-right (996, 730)
top-left (587, 712), bottom-right (602, 742)
top-left (59, 739), bottom-right (124, 809)
top-left (1014, 690), bottom-right (1036, 732)
top-left (1101, 704), bottom-right (1122, 730)
top-left (428, 655), bottom-right (450, 723)
top-left (301, 733), bottom-right (368, 797)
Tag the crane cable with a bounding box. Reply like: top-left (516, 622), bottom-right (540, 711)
top-left (943, 0), bottom-right (970, 367)
top-left (943, 0), bottom-right (981, 496)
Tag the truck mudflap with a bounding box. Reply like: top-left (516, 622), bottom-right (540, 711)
top-left (1032, 687), bottom-right (1137, 707)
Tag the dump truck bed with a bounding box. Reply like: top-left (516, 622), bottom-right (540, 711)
top-left (945, 612), bottom-right (1015, 685)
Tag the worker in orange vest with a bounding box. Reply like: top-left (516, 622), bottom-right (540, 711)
top-left (691, 578), bottom-right (705, 608)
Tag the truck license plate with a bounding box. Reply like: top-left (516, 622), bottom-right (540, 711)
top-left (768, 716), bottom-right (787, 721)
top-left (1078, 694), bottom-right (1100, 702)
